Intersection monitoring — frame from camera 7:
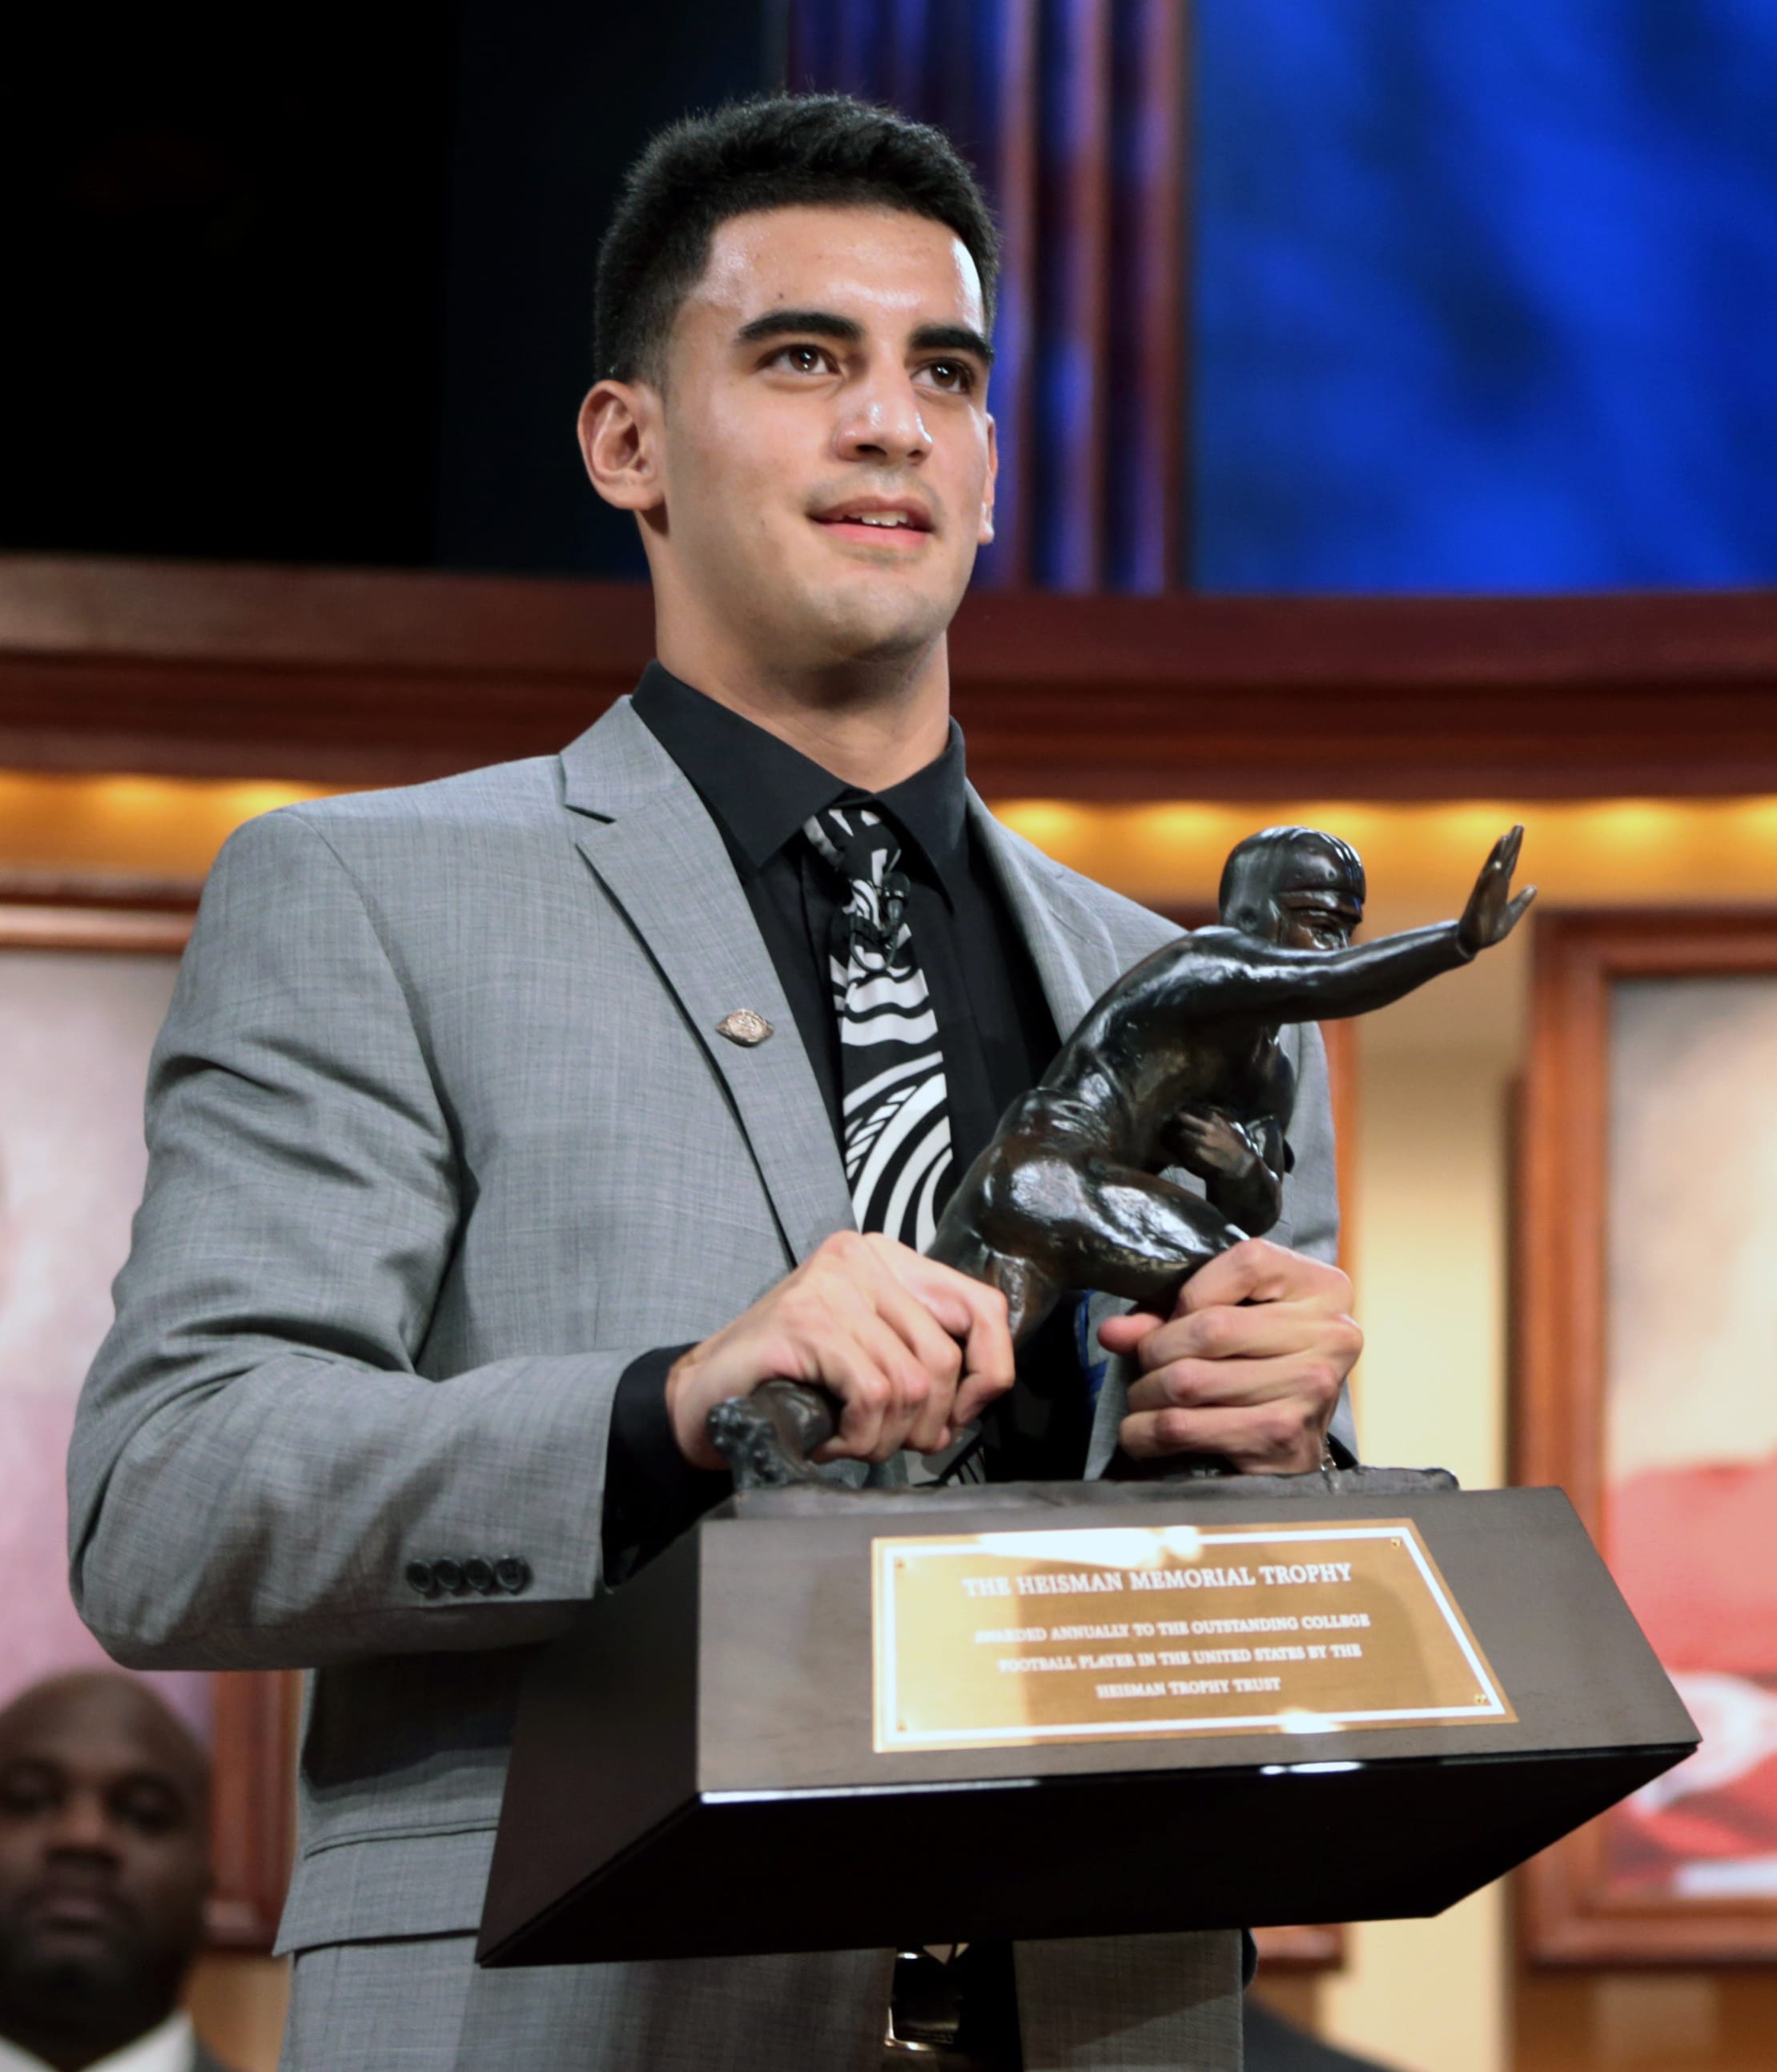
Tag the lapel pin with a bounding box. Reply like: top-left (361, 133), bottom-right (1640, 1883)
top-left (716, 1010), bottom-right (774, 1047)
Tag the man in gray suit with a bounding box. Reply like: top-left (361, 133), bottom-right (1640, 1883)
top-left (70, 97), bottom-right (1361, 2070)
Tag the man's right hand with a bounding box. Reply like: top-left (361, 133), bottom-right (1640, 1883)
top-left (665, 1231), bottom-right (1016, 1471)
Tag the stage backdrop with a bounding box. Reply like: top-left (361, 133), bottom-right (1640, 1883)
top-left (0, 893), bottom-right (296, 1947)
top-left (0, 932), bottom-right (195, 1723)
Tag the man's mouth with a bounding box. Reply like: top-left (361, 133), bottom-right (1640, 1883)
top-left (811, 500), bottom-right (934, 544)
top-left (26, 1884), bottom-right (131, 1934)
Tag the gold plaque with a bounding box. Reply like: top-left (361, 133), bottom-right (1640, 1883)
top-left (872, 1518), bottom-right (1514, 1753)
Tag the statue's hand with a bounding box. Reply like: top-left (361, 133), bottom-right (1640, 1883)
top-left (1168, 1104), bottom-right (1261, 1181)
top-left (1457, 825), bottom-right (1537, 956)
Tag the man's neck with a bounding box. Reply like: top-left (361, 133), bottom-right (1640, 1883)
top-left (653, 636), bottom-right (952, 793)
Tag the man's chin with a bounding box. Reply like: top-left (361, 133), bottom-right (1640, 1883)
top-left (791, 578), bottom-right (963, 671)
top-left (9, 1937), bottom-right (131, 2001)
top-left (3, 1927), bottom-right (182, 2019)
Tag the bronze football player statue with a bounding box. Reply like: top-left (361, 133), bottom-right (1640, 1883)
top-left (710, 825), bottom-right (1533, 1485)
top-left (927, 823), bottom-right (1532, 1344)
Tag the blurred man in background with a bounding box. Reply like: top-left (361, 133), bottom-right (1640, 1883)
top-left (0, 1672), bottom-right (233, 2072)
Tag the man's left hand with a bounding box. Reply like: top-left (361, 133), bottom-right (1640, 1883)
top-left (1096, 1239), bottom-right (1360, 1472)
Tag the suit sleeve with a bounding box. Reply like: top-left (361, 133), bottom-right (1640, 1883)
top-left (68, 809), bottom-right (665, 1671)
top-left (1283, 1021), bottom-right (1359, 1464)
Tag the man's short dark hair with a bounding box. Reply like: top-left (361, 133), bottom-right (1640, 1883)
top-left (595, 94), bottom-right (1000, 385)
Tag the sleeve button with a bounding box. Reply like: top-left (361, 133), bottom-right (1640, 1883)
top-left (405, 1560), bottom-right (438, 1597)
top-left (493, 1556), bottom-right (531, 1595)
top-left (432, 1557), bottom-right (467, 1596)
top-left (463, 1557), bottom-right (495, 1595)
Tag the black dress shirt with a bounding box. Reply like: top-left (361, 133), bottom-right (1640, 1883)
top-left (603, 665), bottom-right (1092, 1571)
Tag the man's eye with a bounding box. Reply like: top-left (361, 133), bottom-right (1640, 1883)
top-left (772, 345), bottom-right (834, 375)
top-left (111, 1777), bottom-right (187, 1836)
top-left (920, 360), bottom-right (975, 393)
top-left (0, 1769), bottom-right (58, 1818)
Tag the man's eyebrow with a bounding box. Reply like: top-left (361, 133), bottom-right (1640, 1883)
top-left (733, 310), bottom-right (995, 367)
top-left (735, 308), bottom-right (863, 347)
top-left (909, 322), bottom-right (995, 367)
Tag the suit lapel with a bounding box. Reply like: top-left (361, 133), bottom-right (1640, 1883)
top-left (966, 793), bottom-right (1127, 1044)
top-left (557, 716), bottom-right (1136, 1268)
top-left (562, 703), bottom-right (854, 1267)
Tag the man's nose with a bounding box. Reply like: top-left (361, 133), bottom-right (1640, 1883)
top-left (834, 365), bottom-right (931, 467)
top-left (46, 1791), bottom-right (121, 1860)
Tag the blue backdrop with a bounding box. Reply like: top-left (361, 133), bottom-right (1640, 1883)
top-left (1194, 0), bottom-right (1777, 592)
top-left (796, 0), bottom-right (1777, 594)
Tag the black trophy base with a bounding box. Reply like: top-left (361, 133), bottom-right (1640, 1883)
top-left (478, 1478), bottom-right (1694, 1967)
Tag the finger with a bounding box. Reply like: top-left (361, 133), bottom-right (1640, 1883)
top-left (895, 1303), bottom-right (967, 1454)
top-left (876, 1249), bottom-right (1015, 1427)
top-left (1124, 1349), bottom-right (1346, 1417)
top-left (1505, 885), bottom-right (1537, 926)
top-left (802, 1246), bottom-right (936, 1456)
top-left (809, 1330), bottom-right (895, 1461)
top-left (854, 1306), bottom-right (942, 1456)
top-left (1502, 824), bottom-right (1524, 870)
top-left (846, 1259), bottom-right (962, 1452)
top-left (948, 1277), bottom-right (1017, 1427)
top-left (1120, 1399), bottom-right (1327, 1472)
top-left (1126, 1299), bottom-right (1357, 1372)
top-left (1181, 1239), bottom-right (1349, 1315)
top-left (817, 1306), bottom-right (941, 1461)
top-left (856, 1251), bottom-right (967, 1450)
top-left (867, 1239), bottom-right (987, 1339)
top-left (1096, 1308), bottom-right (1167, 1356)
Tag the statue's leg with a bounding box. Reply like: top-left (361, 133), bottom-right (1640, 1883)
top-left (991, 1153), bottom-right (1243, 1314)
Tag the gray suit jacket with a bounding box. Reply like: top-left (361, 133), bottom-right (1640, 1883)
top-left (70, 699), bottom-right (1343, 2067)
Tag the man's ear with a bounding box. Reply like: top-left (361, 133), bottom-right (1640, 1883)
top-left (978, 412), bottom-right (999, 545)
top-left (579, 379), bottom-right (666, 512)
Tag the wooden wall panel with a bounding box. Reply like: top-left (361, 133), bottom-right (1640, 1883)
top-left (2, 556), bottom-right (1775, 801)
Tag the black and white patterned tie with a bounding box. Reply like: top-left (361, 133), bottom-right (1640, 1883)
top-left (804, 801), bottom-right (954, 1251)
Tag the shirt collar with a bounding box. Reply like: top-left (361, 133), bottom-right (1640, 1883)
top-left (629, 663), bottom-right (969, 898)
top-left (0, 2011), bottom-right (194, 2072)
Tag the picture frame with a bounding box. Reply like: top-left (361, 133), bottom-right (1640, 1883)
top-left (1516, 906), bottom-right (1777, 1962)
top-left (0, 880), bottom-right (297, 1950)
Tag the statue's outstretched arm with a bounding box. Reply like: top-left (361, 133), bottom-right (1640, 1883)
top-left (1208, 827), bottom-right (1536, 1026)
top-left (1244, 922), bottom-right (1470, 1026)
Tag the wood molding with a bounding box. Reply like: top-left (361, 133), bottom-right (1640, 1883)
top-left (1515, 907), bottom-right (1777, 1964)
top-left (205, 1671), bottom-right (300, 1950)
top-left (0, 883), bottom-right (195, 954)
top-left (0, 869), bottom-right (204, 913)
top-left (0, 901), bottom-right (195, 954)
top-left (3, 556), bottom-right (1777, 798)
